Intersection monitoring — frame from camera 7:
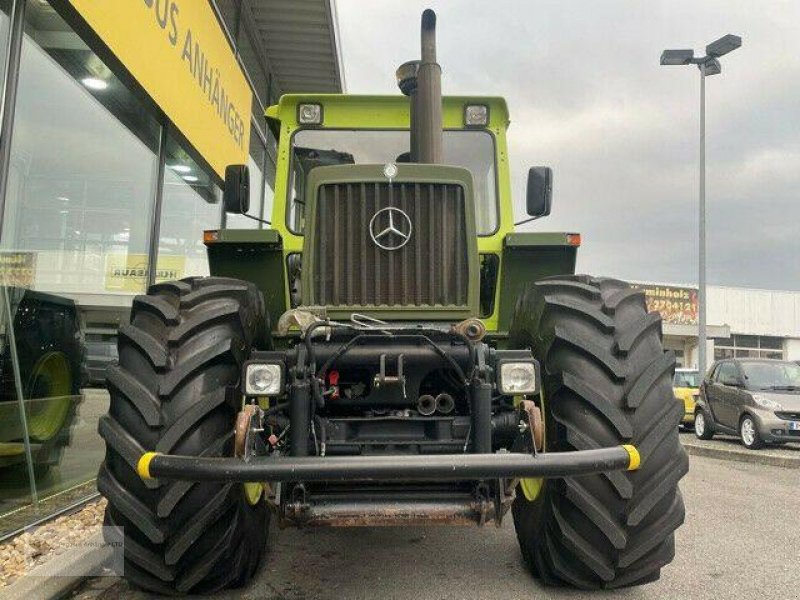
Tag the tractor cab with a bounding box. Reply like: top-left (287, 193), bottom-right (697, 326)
top-left (213, 90), bottom-right (575, 333)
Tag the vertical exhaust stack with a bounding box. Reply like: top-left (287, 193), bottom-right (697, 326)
top-left (396, 9), bottom-right (443, 164)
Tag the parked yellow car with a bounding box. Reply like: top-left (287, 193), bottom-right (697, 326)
top-left (674, 368), bottom-right (700, 429)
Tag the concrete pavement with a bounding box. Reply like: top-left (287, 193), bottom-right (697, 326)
top-left (78, 454), bottom-right (800, 600)
top-left (680, 430), bottom-right (800, 468)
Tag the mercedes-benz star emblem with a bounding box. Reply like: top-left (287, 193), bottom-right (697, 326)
top-left (368, 207), bottom-right (412, 251)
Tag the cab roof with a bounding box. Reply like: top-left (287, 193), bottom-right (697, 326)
top-left (265, 94), bottom-right (510, 135)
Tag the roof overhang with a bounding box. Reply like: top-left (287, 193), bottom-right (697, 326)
top-left (248, 0), bottom-right (344, 95)
top-left (663, 323), bottom-right (731, 340)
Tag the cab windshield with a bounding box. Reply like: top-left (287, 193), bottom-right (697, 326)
top-left (740, 361), bottom-right (800, 391)
top-left (673, 371), bottom-right (700, 388)
top-left (288, 129), bottom-right (498, 235)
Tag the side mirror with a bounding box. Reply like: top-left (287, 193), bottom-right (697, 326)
top-left (526, 167), bottom-right (553, 218)
top-left (224, 164), bottom-right (249, 214)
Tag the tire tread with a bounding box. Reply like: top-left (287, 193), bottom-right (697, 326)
top-left (510, 275), bottom-right (687, 589)
top-left (99, 277), bottom-right (268, 594)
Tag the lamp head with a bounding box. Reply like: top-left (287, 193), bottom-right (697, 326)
top-left (700, 58), bottom-right (722, 76)
top-left (706, 34), bottom-right (742, 58)
top-left (660, 49), bottom-right (694, 66)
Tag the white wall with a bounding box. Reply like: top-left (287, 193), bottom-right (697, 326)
top-left (785, 339), bottom-right (800, 361)
top-left (683, 339), bottom-right (716, 373)
top-left (707, 286), bottom-right (800, 338)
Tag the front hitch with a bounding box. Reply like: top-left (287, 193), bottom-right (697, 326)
top-left (136, 444), bottom-right (640, 483)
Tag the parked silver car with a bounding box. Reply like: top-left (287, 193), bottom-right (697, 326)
top-left (695, 358), bottom-right (800, 449)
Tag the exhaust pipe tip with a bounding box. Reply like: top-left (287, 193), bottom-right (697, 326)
top-left (435, 393), bottom-right (455, 415)
top-left (421, 8), bottom-right (436, 33)
top-left (417, 394), bottom-right (436, 416)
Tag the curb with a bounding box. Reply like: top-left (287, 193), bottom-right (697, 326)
top-left (0, 531), bottom-right (110, 600)
top-left (681, 440), bottom-right (800, 469)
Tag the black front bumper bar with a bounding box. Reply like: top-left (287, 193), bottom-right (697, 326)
top-left (137, 445), bottom-right (640, 483)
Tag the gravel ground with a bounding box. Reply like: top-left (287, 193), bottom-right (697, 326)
top-left (0, 499), bottom-right (106, 588)
top-left (76, 455), bottom-right (800, 600)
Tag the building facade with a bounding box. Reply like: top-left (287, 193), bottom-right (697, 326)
top-left (635, 282), bottom-right (800, 370)
top-left (0, 0), bottom-right (342, 537)
top-left (708, 285), bottom-right (800, 363)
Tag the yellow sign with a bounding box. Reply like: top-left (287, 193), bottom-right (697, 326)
top-left (632, 284), bottom-right (699, 326)
top-left (105, 254), bottom-right (186, 292)
top-left (67, 0), bottom-right (252, 177)
top-left (0, 252), bottom-right (36, 288)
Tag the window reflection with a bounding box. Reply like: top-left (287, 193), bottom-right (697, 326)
top-left (226, 125), bottom-right (266, 229)
top-left (0, 0), bottom-right (161, 534)
top-left (158, 133), bottom-right (221, 278)
top-left (1, 1), bottom-right (160, 296)
top-left (0, 1), bottom-right (11, 112)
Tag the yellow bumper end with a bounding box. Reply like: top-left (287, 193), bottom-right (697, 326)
top-left (622, 445), bottom-right (641, 471)
top-left (137, 451), bottom-right (160, 480)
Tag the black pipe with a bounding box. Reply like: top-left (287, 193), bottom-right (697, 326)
top-left (417, 394), bottom-right (436, 416)
top-left (315, 333), bottom-right (472, 385)
top-left (416, 9), bottom-right (443, 163)
top-left (471, 380), bottom-right (492, 454)
top-left (435, 392), bottom-right (455, 415)
top-left (143, 446), bottom-right (636, 483)
top-left (491, 412), bottom-right (520, 449)
top-left (290, 380), bottom-right (311, 457)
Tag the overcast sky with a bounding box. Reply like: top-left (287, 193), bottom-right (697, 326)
top-left (335, 0), bottom-right (800, 291)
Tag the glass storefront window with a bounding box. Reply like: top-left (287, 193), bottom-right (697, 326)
top-left (714, 335), bottom-right (785, 361)
top-left (1, 2), bottom-right (161, 296)
top-left (225, 125), bottom-right (266, 229)
top-left (0, 0), bottom-right (280, 538)
top-left (0, 0), bottom-right (161, 535)
top-left (0, 1), bottom-right (11, 97)
top-left (158, 133), bottom-right (221, 278)
top-left (263, 129), bottom-right (277, 222)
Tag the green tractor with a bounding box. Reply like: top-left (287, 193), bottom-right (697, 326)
top-left (99, 10), bottom-right (687, 594)
top-left (0, 288), bottom-right (83, 475)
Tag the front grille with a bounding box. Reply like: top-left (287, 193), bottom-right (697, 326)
top-left (775, 411), bottom-right (800, 421)
top-left (312, 182), bottom-right (469, 307)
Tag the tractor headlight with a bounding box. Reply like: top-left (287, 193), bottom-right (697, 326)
top-left (499, 361), bottom-right (540, 395)
top-left (244, 363), bottom-right (283, 396)
top-left (297, 103), bottom-right (323, 125)
top-left (464, 104), bottom-right (489, 127)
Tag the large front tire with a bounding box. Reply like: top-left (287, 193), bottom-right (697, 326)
top-left (98, 277), bottom-right (269, 594)
top-left (509, 275), bottom-right (688, 589)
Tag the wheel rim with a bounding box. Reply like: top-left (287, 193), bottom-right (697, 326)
top-left (243, 482), bottom-right (263, 505)
top-left (25, 352), bottom-right (73, 442)
top-left (695, 413), bottom-right (705, 437)
top-left (741, 418), bottom-right (756, 446)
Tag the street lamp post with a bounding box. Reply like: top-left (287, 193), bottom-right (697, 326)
top-left (660, 34), bottom-right (741, 377)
